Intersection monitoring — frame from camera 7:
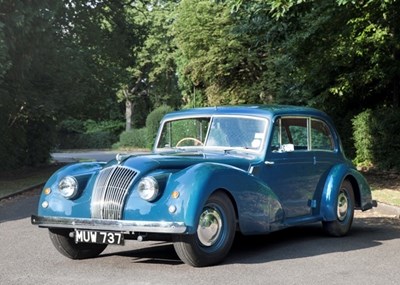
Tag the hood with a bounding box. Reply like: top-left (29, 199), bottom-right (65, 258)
top-left (108, 150), bottom-right (261, 174)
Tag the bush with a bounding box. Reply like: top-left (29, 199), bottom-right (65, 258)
top-left (115, 128), bottom-right (148, 149)
top-left (352, 110), bottom-right (374, 168)
top-left (0, 108), bottom-right (55, 170)
top-left (25, 116), bottom-right (55, 166)
top-left (353, 108), bottom-right (400, 170)
top-left (57, 119), bottom-right (85, 133)
top-left (146, 105), bottom-right (174, 145)
top-left (57, 132), bottom-right (117, 149)
top-left (56, 119), bottom-right (123, 149)
top-left (84, 119), bottom-right (124, 135)
top-left (112, 105), bottom-right (174, 150)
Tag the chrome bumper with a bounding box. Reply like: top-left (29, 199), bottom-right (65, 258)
top-left (31, 215), bottom-right (187, 234)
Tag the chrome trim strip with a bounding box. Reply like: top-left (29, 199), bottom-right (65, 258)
top-left (31, 215), bottom-right (187, 234)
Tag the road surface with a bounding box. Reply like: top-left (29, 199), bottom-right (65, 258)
top-left (1, 189), bottom-right (399, 285)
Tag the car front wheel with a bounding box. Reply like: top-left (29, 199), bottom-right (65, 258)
top-left (49, 228), bottom-right (107, 259)
top-left (322, 180), bottom-right (355, 237)
top-left (173, 192), bottom-right (236, 267)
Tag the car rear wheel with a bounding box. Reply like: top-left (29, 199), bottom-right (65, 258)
top-left (173, 192), bottom-right (236, 267)
top-left (49, 228), bottom-right (107, 259)
top-left (322, 180), bottom-right (355, 237)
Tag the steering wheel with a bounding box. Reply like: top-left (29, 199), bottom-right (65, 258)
top-left (176, 137), bottom-right (204, 147)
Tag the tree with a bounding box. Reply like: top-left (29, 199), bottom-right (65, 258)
top-left (0, 0), bottom-right (148, 169)
top-left (226, 0), bottom-right (400, 110)
top-left (117, 0), bottom-right (181, 131)
top-left (0, 0), bottom-right (65, 169)
top-left (173, 0), bottom-right (274, 106)
top-left (225, 0), bottom-right (400, 157)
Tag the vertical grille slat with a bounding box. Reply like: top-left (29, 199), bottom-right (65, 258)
top-left (91, 166), bottom-right (138, 220)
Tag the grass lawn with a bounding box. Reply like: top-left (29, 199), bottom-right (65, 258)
top-left (364, 171), bottom-right (400, 207)
top-left (0, 164), bottom-right (65, 199)
top-left (372, 189), bottom-right (400, 206)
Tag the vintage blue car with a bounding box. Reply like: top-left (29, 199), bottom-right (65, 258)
top-left (32, 105), bottom-right (375, 267)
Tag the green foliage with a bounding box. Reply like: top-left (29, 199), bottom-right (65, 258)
top-left (173, 0), bottom-right (273, 106)
top-left (352, 110), bottom-right (374, 167)
top-left (113, 105), bottom-right (174, 149)
top-left (0, 22), bottom-right (10, 82)
top-left (56, 119), bottom-right (123, 149)
top-left (0, 0), bottom-right (148, 169)
top-left (57, 132), bottom-right (117, 150)
top-left (115, 128), bottom-right (148, 149)
top-left (116, 1), bottom-right (181, 131)
top-left (1, 0), bottom-right (400, 172)
top-left (145, 105), bottom-right (175, 145)
top-left (353, 108), bottom-right (400, 170)
top-left (222, 0), bottom-right (400, 164)
top-left (0, 0), bottom-right (61, 170)
top-left (57, 119), bottom-right (86, 134)
top-left (83, 120), bottom-right (124, 135)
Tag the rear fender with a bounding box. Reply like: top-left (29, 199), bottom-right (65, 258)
top-left (320, 164), bottom-right (372, 221)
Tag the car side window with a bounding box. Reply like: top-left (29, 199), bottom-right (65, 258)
top-left (311, 119), bottom-right (334, 151)
top-left (271, 117), bottom-right (335, 152)
top-left (271, 117), bottom-right (308, 151)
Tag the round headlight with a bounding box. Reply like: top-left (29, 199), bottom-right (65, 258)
top-left (58, 176), bottom-right (78, 199)
top-left (137, 176), bottom-right (159, 201)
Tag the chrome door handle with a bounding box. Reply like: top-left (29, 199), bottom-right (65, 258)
top-left (265, 161), bottom-right (275, 165)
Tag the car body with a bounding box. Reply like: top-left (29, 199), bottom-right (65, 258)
top-left (32, 105), bottom-right (375, 267)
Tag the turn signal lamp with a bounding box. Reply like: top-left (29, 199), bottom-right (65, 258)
top-left (171, 191), bottom-right (180, 199)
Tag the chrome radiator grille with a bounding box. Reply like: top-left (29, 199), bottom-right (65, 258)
top-left (91, 166), bottom-right (138, 220)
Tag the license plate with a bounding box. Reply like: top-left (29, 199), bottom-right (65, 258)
top-left (75, 230), bottom-right (124, 245)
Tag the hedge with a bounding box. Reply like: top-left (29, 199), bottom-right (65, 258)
top-left (353, 108), bottom-right (400, 170)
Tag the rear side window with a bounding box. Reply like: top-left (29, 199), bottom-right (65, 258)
top-left (311, 119), bottom-right (334, 151)
top-left (271, 117), bottom-right (335, 152)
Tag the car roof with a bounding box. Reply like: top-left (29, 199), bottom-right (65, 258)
top-left (162, 105), bottom-right (331, 122)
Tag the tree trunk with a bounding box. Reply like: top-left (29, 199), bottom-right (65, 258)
top-left (392, 20), bottom-right (400, 108)
top-left (394, 79), bottom-right (399, 108)
top-left (125, 92), bottom-right (133, 131)
top-left (123, 78), bottom-right (142, 131)
top-left (393, 48), bottom-right (400, 108)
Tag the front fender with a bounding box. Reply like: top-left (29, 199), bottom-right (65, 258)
top-left (37, 162), bottom-right (105, 217)
top-left (320, 164), bottom-right (372, 221)
top-left (165, 162), bottom-right (283, 235)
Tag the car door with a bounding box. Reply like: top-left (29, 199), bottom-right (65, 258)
top-left (309, 118), bottom-right (341, 187)
top-left (258, 117), bottom-right (321, 218)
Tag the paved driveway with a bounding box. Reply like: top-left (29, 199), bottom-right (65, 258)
top-left (1, 189), bottom-right (400, 285)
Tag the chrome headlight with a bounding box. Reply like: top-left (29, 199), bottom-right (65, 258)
top-left (137, 176), bottom-right (159, 201)
top-left (58, 176), bottom-right (78, 199)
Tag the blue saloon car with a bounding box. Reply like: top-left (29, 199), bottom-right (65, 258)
top-left (32, 105), bottom-right (375, 267)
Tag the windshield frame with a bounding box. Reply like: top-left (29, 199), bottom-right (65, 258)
top-left (154, 114), bottom-right (269, 155)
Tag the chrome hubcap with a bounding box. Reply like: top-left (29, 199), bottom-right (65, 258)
top-left (197, 207), bottom-right (222, 247)
top-left (337, 190), bottom-right (349, 221)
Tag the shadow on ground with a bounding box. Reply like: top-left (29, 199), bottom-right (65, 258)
top-left (98, 216), bottom-right (400, 266)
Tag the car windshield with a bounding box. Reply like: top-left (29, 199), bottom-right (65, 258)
top-left (156, 116), bottom-right (268, 152)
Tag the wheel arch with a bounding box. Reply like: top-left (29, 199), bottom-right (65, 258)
top-left (209, 188), bottom-right (239, 231)
top-left (320, 163), bottom-right (373, 221)
top-left (173, 162), bottom-right (280, 235)
top-left (345, 174), bottom-right (361, 208)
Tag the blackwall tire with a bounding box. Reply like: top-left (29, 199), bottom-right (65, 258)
top-left (173, 192), bottom-right (236, 267)
top-left (322, 180), bottom-right (355, 237)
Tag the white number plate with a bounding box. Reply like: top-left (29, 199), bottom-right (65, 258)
top-left (75, 230), bottom-right (124, 245)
